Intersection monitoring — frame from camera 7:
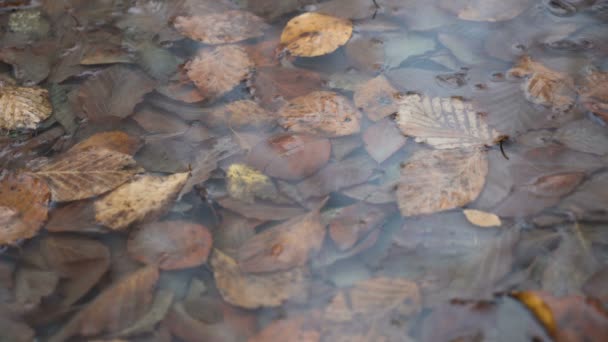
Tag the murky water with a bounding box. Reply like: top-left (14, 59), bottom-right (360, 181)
top-left (1, 0), bottom-right (608, 341)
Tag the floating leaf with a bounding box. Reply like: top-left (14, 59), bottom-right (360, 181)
top-left (127, 221), bottom-right (212, 270)
top-left (237, 204), bottom-right (325, 273)
top-left (75, 65), bottom-right (156, 121)
top-left (0, 173), bottom-right (50, 245)
top-left (247, 133), bottom-right (331, 180)
top-left (353, 75), bottom-right (400, 122)
top-left (280, 12), bottom-right (353, 57)
top-left (0, 85), bottom-right (52, 130)
top-left (397, 149), bottom-right (488, 216)
top-left (174, 11), bottom-right (269, 44)
top-left (211, 249), bottom-right (309, 309)
top-left (279, 91), bottom-right (361, 137)
top-left (94, 173), bottom-right (189, 230)
top-left (249, 66), bottom-right (322, 111)
top-left (49, 266), bottom-right (159, 342)
top-left (185, 46), bottom-right (253, 100)
top-left (462, 209), bottom-right (501, 227)
top-left (28, 147), bottom-right (142, 202)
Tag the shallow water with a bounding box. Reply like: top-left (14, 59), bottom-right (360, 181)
top-left (1, 0), bottom-right (608, 341)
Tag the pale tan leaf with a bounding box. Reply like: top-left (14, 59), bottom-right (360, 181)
top-left (279, 91), bottom-right (361, 137)
top-left (174, 10), bottom-right (269, 44)
top-left (0, 173), bottom-right (50, 245)
top-left (397, 149), bottom-right (488, 216)
top-left (396, 94), bottom-right (499, 149)
top-left (237, 205), bottom-right (326, 273)
top-left (207, 100), bottom-right (275, 130)
top-left (463, 209), bottom-right (501, 228)
top-left (280, 12), bottom-right (353, 57)
top-left (28, 147), bottom-right (142, 202)
top-left (349, 277), bottom-right (421, 316)
top-left (211, 249), bottom-right (309, 309)
top-left (0, 85), bottom-right (52, 130)
top-left (354, 75), bottom-right (400, 122)
top-left (186, 46), bottom-right (253, 100)
top-left (94, 172), bottom-right (189, 230)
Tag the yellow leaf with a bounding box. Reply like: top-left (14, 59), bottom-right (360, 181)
top-left (463, 209), bottom-right (501, 227)
top-left (280, 12), bottom-right (353, 57)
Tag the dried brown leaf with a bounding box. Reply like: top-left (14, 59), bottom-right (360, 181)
top-left (327, 203), bottom-right (390, 251)
top-left (174, 11), bottom-right (269, 44)
top-left (250, 315), bottom-right (320, 342)
top-left (280, 12), bottom-right (353, 57)
top-left (28, 147), bottom-right (142, 202)
top-left (207, 100), bottom-right (275, 130)
top-left (94, 172), bottom-right (189, 230)
top-left (0, 85), bottom-right (52, 130)
top-left (217, 197), bottom-right (307, 221)
top-left (186, 46), bottom-right (253, 100)
top-left (279, 91), bottom-right (361, 137)
top-left (354, 75), bottom-right (399, 122)
top-left (249, 66), bottom-right (323, 111)
top-left (71, 131), bottom-right (142, 156)
top-left (0, 173), bottom-right (50, 245)
top-left (211, 249), bottom-right (309, 309)
top-left (127, 221), bottom-right (212, 270)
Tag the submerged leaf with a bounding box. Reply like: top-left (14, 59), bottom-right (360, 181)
top-left (463, 209), bottom-right (501, 227)
top-left (353, 75), bottom-right (400, 122)
top-left (226, 164), bottom-right (280, 204)
top-left (280, 12), bottom-right (353, 57)
top-left (0, 85), bottom-right (52, 130)
top-left (174, 10), bottom-right (269, 45)
top-left (249, 66), bottom-right (323, 111)
top-left (439, 0), bottom-right (532, 22)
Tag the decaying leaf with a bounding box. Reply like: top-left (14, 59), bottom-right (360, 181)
top-left (114, 289), bottom-right (174, 338)
top-left (174, 11), bottom-right (269, 44)
top-left (439, 0), bottom-right (532, 22)
top-left (0, 85), bottom-right (52, 130)
top-left (217, 197), bottom-right (307, 221)
top-left (237, 204), bottom-right (325, 273)
top-left (249, 66), bottom-right (323, 111)
top-left (507, 56), bottom-right (576, 113)
top-left (363, 118), bottom-right (407, 163)
top-left (211, 249), bottom-right (309, 309)
top-left (247, 133), bottom-right (331, 180)
top-left (94, 172), bottom-right (189, 230)
top-left (14, 267), bottom-right (59, 306)
top-left (463, 209), bottom-right (501, 227)
top-left (396, 94), bottom-right (499, 149)
top-left (76, 65), bottom-right (156, 121)
top-left (71, 131), bottom-right (142, 156)
top-left (226, 164), bottom-right (280, 204)
top-left (353, 75), bottom-right (400, 122)
top-left (28, 147), bottom-right (142, 202)
top-left (579, 68), bottom-right (608, 121)
top-left (553, 119), bottom-right (608, 156)
top-left (278, 91), bottom-right (361, 137)
top-left (185, 45), bottom-right (253, 100)
top-left (344, 34), bottom-right (385, 73)
top-left (49, 266), bottom-right (159, 342)
top-left (280, 12), bottom-right (353, 57)
top-left (0, 173), bottom-right (50, 245)
top-left (250, 315), bottom-right (320, 342)
top-left (327, 202), bottom-right (391, 251)
top-left (127, 221), bottom-right (212, 270)
top-left (397, 149), bottom-right (488, 216)
top-left (206, 100), bottom-right (275, 130)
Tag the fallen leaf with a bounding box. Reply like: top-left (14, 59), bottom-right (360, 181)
top-left (113, 289), bottom-right (174, 338)
top-left (226, 164), bottom-right (281, 204)
top-left (237, 204), bottom-right (325, 273)
top-left (327, 202), bottom-right (391, 251)
top-left (14, 266), bottom-right (59, 307)
top-left (49, 266), bottom-right (159, 342)
top-left (217, 197), bottom-right (307, 221)
top-left (396, 94), bottom-right (499, 149)
top-left (0, 173), bottom-right (50, 245)
top-left (250, 315), bottom-right (320, 342)
top-left (463, 209), bottom-right (501, 227)
top-left (439, 0), bottom-right (532, 22)
top-left (211, 249), bottom-right (309, 309)
top-left (94, 172), bottom-right (189, 230)
top-left (344, 34), bottom-right (385, 73)
top-left (278, 91), bottom-right (361, 137)
top-left (45, 200), bottom-right (101, 233)
top-left (583, 265), bottom-right (608, 303)
top-left (397, 149), bottom-right (488, 216)
top-left (127, 221), bottom-right (212, 270)
top-left (331, 135), bottom-right (363, 160)
top-left (71, 131), bottom-right (142, 156)
top-left (248, 66), bottom-right (323, 111)
top-left (0, 85), bottom-right (52, 130)
top-left (133, 41), bottom-right (181, 82)
top-left (28, 147), bottom-right (142, 202)
top-left (0, 315), bottom-right (34, 342)
top-left (165, 302), bottom-right (247, 342)
top-left (48, 84), bottom-right (78, 134)
top-left (353, 75), bottom-right (400, 122)
top-left (363, 118), bottom-right (407, 163)
top-left (247, 133), bottom-right (331, 180)
top-left (314, 0), bottom-right (380, 19)
top-left (75, 65), bottom-right (156, 121)
top-left (174, 10), bottom-right (269, 44)
top-left (280, 12), bottom-right (353, 57)
top-left (553, 119), bottom-right (608, 156)
top-left (383, 32), bottom-right (437, 69)
top-left (579, 68), bottom-right (608, 121)
top-left (185, 45), bottom-right (253, 100)
top-left (206, 100), bottom-right (275, 130)
top-left (0, 45), bottom-right (52, 85)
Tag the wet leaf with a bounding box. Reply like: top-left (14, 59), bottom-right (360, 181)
top-left (383, 32), bottom-right (437, 69)
top-left (71, 131), bottom-right (142, 156)
top-left (396, 94), bottom-right (499, 149)
top-left (94, 172), bottom-right (189, 230)
top-left (28, 147), bottom-right (142, 202)
top-left (186, 45), bottom-right (253, 100)
top-left (280, 12), bottom-right (353, 57)
top-left (279, 91), bottom-right (361, 137)
top-left (49, 266), bottom-right (159, 342)
top-left (165, 302), bottom-right (247, 342)
top-left (553, 119), bottom-right (608, 156)
top-left (114, 289), bottom-right (174, 338)
top-left (560, 172), bottom-right (608, 218)
top-left (579, 68), bottom-right (608, 121)
top-left (237, 204), bottom-right (325, 273)
top-left (397, 149), bottom-right (488, 216)
top-left (363, 118), bottom-right (407, 163)
top-left (250, 315), bottom-right (320, 342)
top-left (226, 164), bottom-right (281, 204)
top-left (353, 75), bottom-right (400, 122)
top-left (247, 133), bottom-right (331, 180)
top-left (327, 202), bottom-right (391, 251)
top-left (127, 221), bottom-right (212, 270)
top-left (48, 84), bottom-right (78, 134)
top-left (0, 85), bottom-right (52, 130)
top-left (439, 0), bottom-right (532, 22)
top-left (583, 265), bottom-right (608, 302)
top-left (0, 45), bottom-right (52, 85)
top-left (174, 10), bottom-right (269, 44)
top-left (344, 34), bottom-right (385, 73)
top-left (0, 173), bottom-right (50, 245)
top-left (463, 209), bottom-right (501, 227)
top-left (75, 65), bottom-right (156, 122)
top-left (207, 100), bottom-right (275, 130)
top-left (249, 66), bottom-right (323, 111)
top-left (14, 266), bottom-right (59, 307)
top-left (217, 197), bottom-right (307, 221)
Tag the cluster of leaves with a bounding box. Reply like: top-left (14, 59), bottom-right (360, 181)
top-left (0, 0), bottom-right (608, 341)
